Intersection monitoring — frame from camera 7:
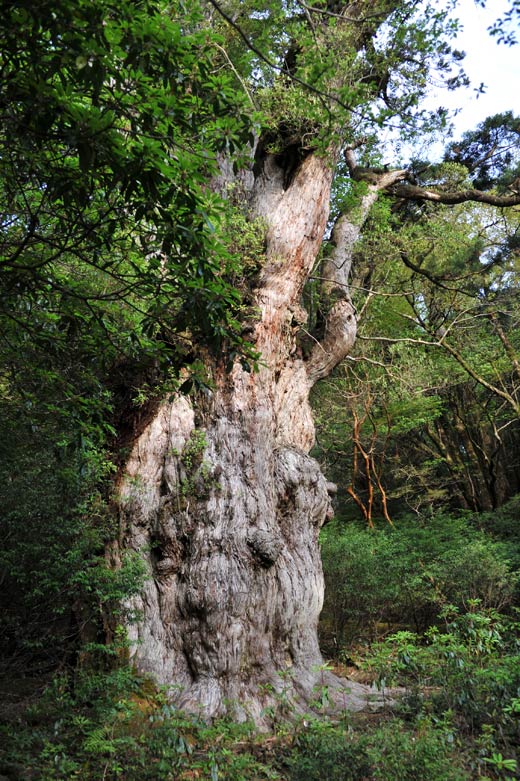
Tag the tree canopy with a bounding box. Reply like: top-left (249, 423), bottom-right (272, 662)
top-left (0, 0), bottom-right (257, 415)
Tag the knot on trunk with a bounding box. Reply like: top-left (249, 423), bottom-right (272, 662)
top-left (247, 529), bottom-right (284, 567)
top-left (275, 447), bottom-right (332, 528)
top-left (154, 556), bottom-right (178, 577)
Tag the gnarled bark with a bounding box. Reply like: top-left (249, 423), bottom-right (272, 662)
top-left (114, 143), bottom-right (393, 725)
top-left (113, 0), bottom-right (423, 724)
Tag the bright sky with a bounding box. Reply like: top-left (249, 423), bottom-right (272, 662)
top-left (435, 0), bottom-right (520, 135)
top-left (393, 0), bottom-right (520, 161)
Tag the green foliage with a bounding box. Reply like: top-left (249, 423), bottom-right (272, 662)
top-left (479, 494), bottom-right (520, 578)
top-left (181, 429), bottom-right (208, 471)
top-left (257, 82), bottom-right (326, 153)
top-left (223, 206), bottom-right (267, 282)
top-left (445, 112), bottom-right (520, 190)
top-left (320, 513), bottom-right (517, 647)
top-left (0, 665), bottom-right (474, 781)
top-left (0, 413), bottom-right (145, 666)
top-left (179, 428), bottom-right (217, 497)
top-left (1, 671), bottom-right (282, 781)
top-left (485, 2), bottom-right (520, 46)
top-left (284, 720), bottom-right (373, 781)
top-left (362, 604), bottom-right (520, 774)
top-left (284, 717), bottom-right (468, 781)
top-left (0, 0), bottom-right (253, 361)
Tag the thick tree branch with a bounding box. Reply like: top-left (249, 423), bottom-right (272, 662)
top-left (306, 154), bottom-right (409, 384)
top-left (306, 298), bottom-right (357, 382)
top-left (391, 183), bottom-right (520, 207)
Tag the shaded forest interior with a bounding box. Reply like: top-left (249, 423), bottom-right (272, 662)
top-left (1, 0), bottom-right (520, 778)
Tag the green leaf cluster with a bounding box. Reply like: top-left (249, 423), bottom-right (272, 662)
top-left (0, 0), bottom-right (255, 379)
top-left (320, 513), bottom-right (517, 647)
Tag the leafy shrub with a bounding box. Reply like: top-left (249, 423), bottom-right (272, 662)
top-left (286, 720), bottom-right (372, 780)
top-left (1, 670), bottom-right (282, 781)
top-left (479, 494), bottom-right (520, 581)
top-left (366, 720), bottom-right (469, 781)
top-left (1, 658), bottom-right (509, 781)
top-left (362, 605), bottom-right (520, 775)
top-left (285, 718), bottom-right (468, 781)
top-left (320, 513), bottom-right (517, 649)
top-left (0, 423), bottom-right (122, 669)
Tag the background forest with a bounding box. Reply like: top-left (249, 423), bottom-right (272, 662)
top-left (1, 0), bottom-right (519, 779)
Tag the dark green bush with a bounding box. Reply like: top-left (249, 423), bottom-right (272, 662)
top-left (320, 513), bottom-right (517, 649)
top-left (479, 494), bottom-right (520, 579)
top-left (362, 605), bottom-right (520, 775)
top-left (1, 669), bottom-right (280, 781)
top-left (0, 411), bottom-right (145, 673)
top-left (286, 721), bottom-right (372, 780)
top-left (366, 720), bottom-right (469, 781)
top-left (285, 718), bottom-right (469, 781)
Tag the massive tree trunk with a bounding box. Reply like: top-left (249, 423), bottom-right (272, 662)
top-left (114, 144), bottom-right (384, 725)
top-left (111, 0), bottom-right (520, 721)
top-left (113, 1), bottom-right (420, 726)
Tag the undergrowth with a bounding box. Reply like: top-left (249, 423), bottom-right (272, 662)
top-left (2, 503), bottom-right (519, 780)
top-left (0, 660), bottom-right (496, 781)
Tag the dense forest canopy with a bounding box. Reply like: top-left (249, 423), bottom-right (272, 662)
top-left (1, 0), bottom-right (520, 777)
